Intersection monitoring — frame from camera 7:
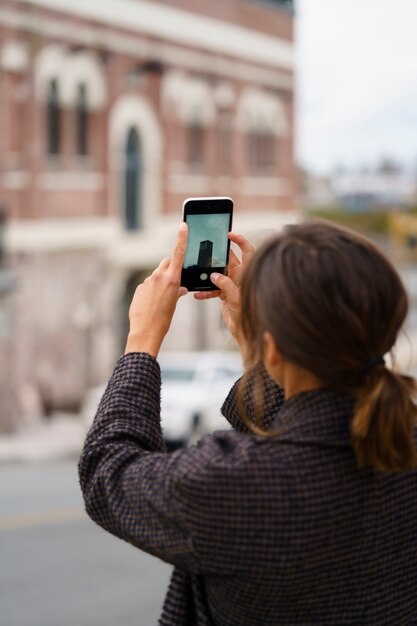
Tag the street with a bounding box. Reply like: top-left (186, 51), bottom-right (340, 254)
top-left (0, 462), bottom-right (172, 626)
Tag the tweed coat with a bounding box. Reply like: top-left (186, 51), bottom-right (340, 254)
top-left (78, 352), bottom-right (417, 625)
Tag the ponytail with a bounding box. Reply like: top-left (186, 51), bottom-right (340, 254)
top-left (352, 366), bottom-right (417, 472)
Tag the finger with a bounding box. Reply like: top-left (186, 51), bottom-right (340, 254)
top-left (169, 222), bottom-right (188, 274)
top-left (210, 273), bottom-right (240, 303)
top-left (158, 257), bottom-right (170, 271)
top-left (228, 249), bottom-right (241, 270)
top-left (228, 232), bottom-right (254, 267)
top-left (178, 286), bottom-right (188, 298)
top-left (194, 291), bottom-right (221, 300)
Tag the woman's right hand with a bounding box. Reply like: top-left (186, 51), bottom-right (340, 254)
top-left (194, 232), bottom-right (255, 343)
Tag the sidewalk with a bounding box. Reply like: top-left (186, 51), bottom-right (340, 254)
top-left (0, 414), bottom-right (86, 464)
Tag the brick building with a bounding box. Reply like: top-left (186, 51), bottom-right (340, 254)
top-left (0, 0), bottom-right (296, 428)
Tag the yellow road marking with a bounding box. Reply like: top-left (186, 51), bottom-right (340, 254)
top-left (0, 506), bottom-right (87, 531)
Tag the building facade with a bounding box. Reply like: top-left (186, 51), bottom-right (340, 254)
top-left (0, 0), bottom-right (297, 427)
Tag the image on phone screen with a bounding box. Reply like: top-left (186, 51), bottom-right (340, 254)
top-left (184, 213), bottom-right (230, 270)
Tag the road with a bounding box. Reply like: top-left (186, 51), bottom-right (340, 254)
top-left (0, 461), bottom-right (172, 626)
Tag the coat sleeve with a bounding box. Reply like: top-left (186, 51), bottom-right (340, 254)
top-left (221, 364), bottom-right (285, 433)
top-left (78, 352), bottom-right (254, 574)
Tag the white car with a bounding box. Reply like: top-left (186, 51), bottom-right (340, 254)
top-left (159, 351), bottom-right (243, 448)
top-left (82, 351), bottom-right (243, 449)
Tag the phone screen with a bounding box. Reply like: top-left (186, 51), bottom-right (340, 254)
top-left (184, 213), bottom-right (230, 269)
top-left (181, 197), bottom-right (233, 291)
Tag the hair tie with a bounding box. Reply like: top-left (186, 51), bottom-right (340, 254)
top-left (363, 355), bottom-right (385, 374)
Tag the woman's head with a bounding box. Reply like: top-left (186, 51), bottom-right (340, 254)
top-left (239, 220), bottom-right (417, 472)
top-left (241, 221), bottom-right (406, 384)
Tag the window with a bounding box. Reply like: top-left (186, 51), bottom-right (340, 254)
top-left (0, 205), bottom-right (6, 266)
top-left (47, 79), bottom-right (60, 155)
top-left (217, 112), bottom-right (233, 174)
top-left (76, 84), bottom-right (88, 156)
top-left (161, 368), bottom-right (195, 382)
top-left (259, 0), bottom-right (294, 10)
top-left (187, 122), bottom-right (205, 167)
top-left (124, 127), bottom-right (142, 231)
top-left (248, 131), bottom-right (276, 172)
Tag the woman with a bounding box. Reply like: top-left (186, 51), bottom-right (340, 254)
top-left (79, 220), bottom-right (417, 625)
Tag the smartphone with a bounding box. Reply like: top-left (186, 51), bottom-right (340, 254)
top-left (181, 196), bottom-right (233, 292)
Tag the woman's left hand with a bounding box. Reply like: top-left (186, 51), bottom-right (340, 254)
top-left (124, 223), bottom-right (188, 357)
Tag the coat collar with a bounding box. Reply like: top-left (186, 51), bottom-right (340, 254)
top-left (270, 388), bottom-right (355, 447)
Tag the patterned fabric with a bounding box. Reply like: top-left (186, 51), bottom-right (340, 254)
top-left (79, 352), bottom-right (417, 625)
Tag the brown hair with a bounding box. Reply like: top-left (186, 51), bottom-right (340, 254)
top-left (239, 220), bottom-right (417, 472)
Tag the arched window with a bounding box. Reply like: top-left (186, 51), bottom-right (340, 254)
top-left (47, 79), bottom-right (60, 155)
top-left (124, 127), bottom-right (142, 231)
top-left (248, 131), bottom-right (276, 173)
top-left (217, 111), bottom-right (233, 174)
top-left (76, 83), bottom-right (88, 156)
top-left (187, 121), bottom-right (205, 168)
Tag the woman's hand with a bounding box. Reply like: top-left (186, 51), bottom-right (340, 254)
top-left (194, 232), bottom-right (255, 344)
top-left (125, 223), bottom-right (188, 357)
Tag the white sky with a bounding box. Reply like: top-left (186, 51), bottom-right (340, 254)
top-left (296, 0), bottom-right (417, 174)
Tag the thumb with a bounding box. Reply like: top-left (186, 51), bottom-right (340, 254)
top-left (210, 273), bottom-right (239, 301)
